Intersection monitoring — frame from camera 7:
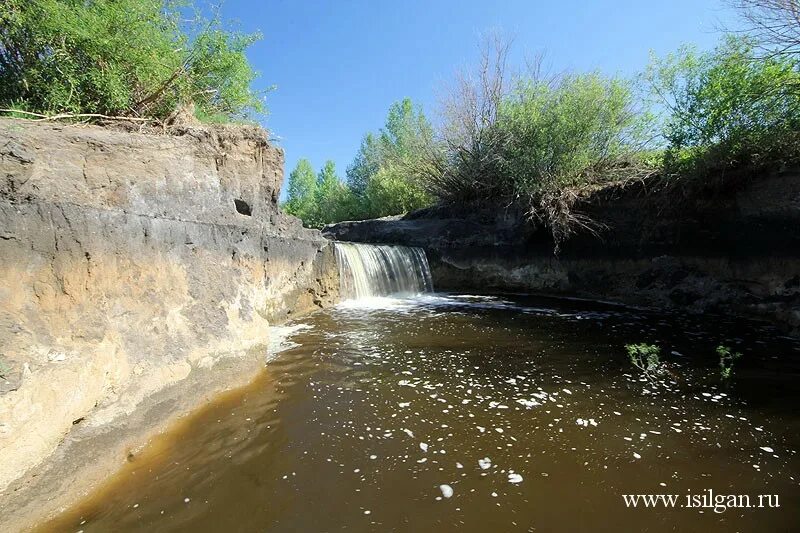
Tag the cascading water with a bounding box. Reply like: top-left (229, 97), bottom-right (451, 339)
top-left (333, 242), bottom-right (433, 299)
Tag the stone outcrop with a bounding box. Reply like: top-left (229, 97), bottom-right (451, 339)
top-left (0, 119), bottom-right (339, 530)
top-left (324, 171), bottom-right (800, 334)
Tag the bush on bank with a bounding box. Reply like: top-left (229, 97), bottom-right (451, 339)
top-left (0, 0), bottom-right (264, 122)
top-left (644, 35), bottom-right (800, 182)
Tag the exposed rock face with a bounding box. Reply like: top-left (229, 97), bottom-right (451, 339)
top-left (324, 172), bottom-right (800, 334)
top-left (0, 119), bottom-right (339, 529)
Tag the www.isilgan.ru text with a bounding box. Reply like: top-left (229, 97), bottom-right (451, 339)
top-left (623, 490), bottom-right (780, 513)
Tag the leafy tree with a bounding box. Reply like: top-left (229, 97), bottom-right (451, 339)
top-left (380, 98), bottom-right (435, 165)
top-left (284, 159), bottom-right (317, 221)
top-left (646, 35), bottom-right (800, 149)
top-left (316, 161), bottom-right (340, 201)
top-left (0, 0), bottom-right (264, 121)
top-left (644, 35), bottom-right (800, 175)
top-left (345, 98), bottom-right (434, 218)
top-left (364, 166), bottom-right (432, 216)
top-left (312, 160), bottom-right (347, 227)
top-left (286, 99), bottom-right (436, 226)
top-left (283, 159), bottom-right (358, 228)
top-left (347, 133), bottom-right (382, 198)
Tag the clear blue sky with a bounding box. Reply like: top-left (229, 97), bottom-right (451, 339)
top-left (219, 0), bottom-right (738, 200)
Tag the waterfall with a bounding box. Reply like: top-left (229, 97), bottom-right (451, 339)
top-left (333, 242), bottom-right (434, 299)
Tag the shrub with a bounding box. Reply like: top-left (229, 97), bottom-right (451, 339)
top-left (497, 74), bottom-right (655, 243)
top-left (424, 43), bottom-right (657, 248)
top-left (717, 345), bottom-right (743, 381)
top-left (0, 0), bottom-right (264, 121)
top-left (364, 166), bottom-right (431, 217)
top-left (422, 36), bottom-right (512, 206)
top-left (625, 343), bottom-right (664, 379)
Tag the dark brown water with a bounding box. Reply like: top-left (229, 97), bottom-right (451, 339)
top-left (41, 294), bottom-right (800, 532)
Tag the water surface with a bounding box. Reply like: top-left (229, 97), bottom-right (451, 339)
top-left (42, 294), bottom-right (800, 532)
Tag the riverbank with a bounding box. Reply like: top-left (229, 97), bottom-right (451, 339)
top-left (324, 170), bottom-right (800, 336)
top-left (0, 119), bottom-right (339, 531)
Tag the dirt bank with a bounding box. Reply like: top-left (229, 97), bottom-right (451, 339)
top-left (0, 119), bottom-right (339, 531)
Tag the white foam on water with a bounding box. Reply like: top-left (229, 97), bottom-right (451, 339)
top-left (267, 323), bottom-right (313, 361)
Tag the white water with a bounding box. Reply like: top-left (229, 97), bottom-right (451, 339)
top-left (333, 242), bottom-right (433, 299)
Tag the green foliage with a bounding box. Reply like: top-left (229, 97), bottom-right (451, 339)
top-left (625, 343), bottom-right (664, 379)
top-left (284, 159), bottom-right (317, 222)
top-left (644, 35), bottom-right (800, 176)
top-left (347, 133), bottom-right (382, 198)
top-left (312, 161), bottom-right (351, 227)
top-left (364, 166), bottom-right (431, 215)
top-left (426, 70), bottom-right (656, 247)
top-left (346, 98), bottom-right (434, 218)
top-left (284, 31), bottom-right (800, 239)
top-left (283, 98), bottom-right (435, 227)
top-left (423, 33), bottom-right (800, 247)
top-left (717, 345), bottom-right (743, 381)
top-left (283, 160), bottom-right (356, 228)
top-left (0, 0), bottom-right (264, 121)
top-left (500, 74), bottom-right (654, 236)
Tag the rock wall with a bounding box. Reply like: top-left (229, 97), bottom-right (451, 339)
top-left (324, 171), bottom-right (800, 335)
top-left (0, 119), bottom-right (339, 529)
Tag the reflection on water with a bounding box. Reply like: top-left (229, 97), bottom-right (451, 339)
top-left (41, 294), bottom-right (800, 532)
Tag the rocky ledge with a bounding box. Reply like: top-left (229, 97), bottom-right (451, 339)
top-left (324, 172), bottom-right (800, 335)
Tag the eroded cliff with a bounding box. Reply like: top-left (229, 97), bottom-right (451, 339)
top-left (0, 119), bottom-right (338, 529)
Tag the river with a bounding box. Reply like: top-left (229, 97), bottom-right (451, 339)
top-left (39, 244), bottom-right (800, 532)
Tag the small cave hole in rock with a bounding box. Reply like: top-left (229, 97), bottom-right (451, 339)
top-left (234, 199), bottom-right (252, 216)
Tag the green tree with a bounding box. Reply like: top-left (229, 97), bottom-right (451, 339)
top-left (0, 0), bottom-right (264, 121)
top-left (284, 159), bottom-right (317, 222)
top-left (345, 98), bottom-right (434, 218)
top-left (365, 166), bottom-right (432, 215)
top-left (312, 160), bottom-right (345, 227)
top-left (316, 161), bottom-right (340, 200)
top-left (644, 35), bottom-right (800, 172)
top-left (347, 133), bottom-right (382, 199)
top-left (380, 98), bottom-right (435, 164)
top-left (283, 159), bottom-right (357, 228)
